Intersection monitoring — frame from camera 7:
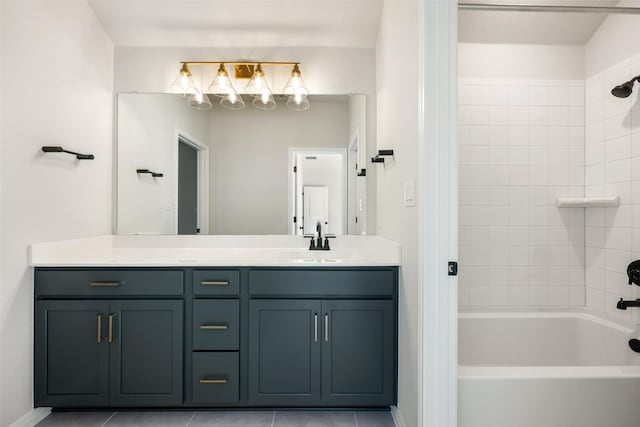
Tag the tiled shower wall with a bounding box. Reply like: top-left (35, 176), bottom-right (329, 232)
top-left (458, 79), bottom-right (586, 307)
top-left (584, 54), bottom-right (640, 325)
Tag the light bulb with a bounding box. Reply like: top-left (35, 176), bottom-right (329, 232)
top-left (229, 92), bottom-right (237, 104)
top-left (261, 90), bottom-right (269, 104)
top-left (294, 92), bottom-right (302, 104)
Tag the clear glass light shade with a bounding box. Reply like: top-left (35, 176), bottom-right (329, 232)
top-left (286, 94), bottom-right (310, 111)
top-left (187, 92), bottom-right (213, 110)
top-left (252, 90), bottom-right (277, 110)
top-left (245, 64), bottom-right (273, 96)
top-left (208, 63), bottom-right (236, 97)
top-left (283, 65), bottom-right (309, 97)
top-left (169, 65), bottom-right (199, 97)
top-left (220, 92), bottom-right (246, 110)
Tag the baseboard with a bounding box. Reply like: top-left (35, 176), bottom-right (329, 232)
top-left (8, 408), bottom-right (51, 427)
top-left (391, 405), bottom-right (407, 427)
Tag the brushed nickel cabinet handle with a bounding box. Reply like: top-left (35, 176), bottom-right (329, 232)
top-left (97, 314), bottom-right (103, 343)
top-left (108, 314), bottom-right (114, 343)
top-left (90, 281), bottom-right (121, 287)
top-left (201, 281), bottom-right (229, 286)
top-left (314, 314), bottom-right (318, 342)
top-left (200, 324), bottom-right (229, 330)
top-left (324, 313), bottom-right (329, 343)
top-left (199, 377), bottom-right (228, 384)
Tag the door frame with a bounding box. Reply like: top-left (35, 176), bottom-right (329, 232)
top-left (418, 1), bottom-right (458, 427)
top-left (174, 127), bottom-right (210, 234)
top-left (287, 148), bottom-right (348, 235)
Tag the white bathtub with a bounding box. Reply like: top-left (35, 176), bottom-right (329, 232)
top-left (458, 309), bottom-right (640, 427)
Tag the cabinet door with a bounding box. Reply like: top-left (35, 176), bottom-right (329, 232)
top-left (35, 300), bottom-right (109, 407)
top-left (109, 300), bottom-right (183, 406)
top-left (249, 300), bottom-right (321, 406)
top-left (321, 300), bottom-right (395, 406)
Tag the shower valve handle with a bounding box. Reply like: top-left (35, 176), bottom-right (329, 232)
top-left (627, 261), bottom-right (640, 286)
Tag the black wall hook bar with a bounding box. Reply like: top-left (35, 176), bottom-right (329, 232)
top-left (357, 168), bottom-right (367, 176)
top-left (371, 149), bottom-right (394, 164)
top-left (136, 169), bottom-right (164, 178)
top-left (42, 146), bottom-right (94, 160)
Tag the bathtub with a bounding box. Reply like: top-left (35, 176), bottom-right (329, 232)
top-left (458, 308), bottom-right (640, 427)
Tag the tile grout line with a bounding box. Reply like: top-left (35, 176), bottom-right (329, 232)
top-left (184, 411), bottom-right (197, 427)
top-left (271, 410), bottom-right (277, 427)
top-left (100, 411), bottom-right (117, 427)
top-left (354, 411), bottom-right (359, 427)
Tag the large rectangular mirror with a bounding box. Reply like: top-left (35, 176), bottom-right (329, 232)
top-left (117, 93), bottom-right (368, 235)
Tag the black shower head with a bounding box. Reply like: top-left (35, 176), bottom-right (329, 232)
top-left (612, 75), bottom-right (640, 98)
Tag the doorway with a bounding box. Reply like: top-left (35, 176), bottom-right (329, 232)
top-left (289, 149), bottom-right (347, 236)
top-left (175, 131), bottom-right (209, 235)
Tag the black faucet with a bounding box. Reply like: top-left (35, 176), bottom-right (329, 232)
top-left (309, 222), bottom-right (331, 251)
top-left (616, 298), bottom-right (640, 310)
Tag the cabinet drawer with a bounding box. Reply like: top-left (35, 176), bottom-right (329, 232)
top-left (192, 352), bottom-right (239, 404)
top-left (193, 300), bottom-right (239, 350)
top-left (192, 270), bottom-right (240, 296)
top-left (248, 269), bottom-right (395, 297)
top-left (35, 269), bottom-right (183, 297)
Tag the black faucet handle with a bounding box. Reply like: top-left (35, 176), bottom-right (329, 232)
top-left (323, 237), bottom-right (330, 250)
top-left (309, 237), bottom-right (316, 250)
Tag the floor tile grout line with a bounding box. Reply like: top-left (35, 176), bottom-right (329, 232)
top-left (100, 411), bottom-right (117, 427)
top-left (271, 410), bottom-right (276, 427)
top-left (184, 411), bottom-right (196, 427)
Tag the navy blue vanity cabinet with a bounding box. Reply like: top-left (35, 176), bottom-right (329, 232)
top-left (34, 269), bottom-right (184, 408)
top-left (247, 268), bottom-right (398, 407)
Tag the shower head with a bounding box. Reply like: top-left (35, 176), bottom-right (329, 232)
top-left (611, 75), bottom-right (640, 98)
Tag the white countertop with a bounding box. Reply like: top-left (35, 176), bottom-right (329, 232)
top-left (30, 235), bottom-right (401, 267)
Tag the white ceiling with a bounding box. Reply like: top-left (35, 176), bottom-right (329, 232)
top-left (88, 0), bottom-right (384, 48)
top-left (459, 0), bottom-right (623, 45)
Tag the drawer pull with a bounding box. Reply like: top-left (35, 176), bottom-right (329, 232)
top-left (90, 281), bottom-right (122, 287)
top-left (200, 323), bottom-right (229, 330)
top-left (201, 280), bottom-right (230, 286)
top-left (199, 377), bottom-right (228, 384)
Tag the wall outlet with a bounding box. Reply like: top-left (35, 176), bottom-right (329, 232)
top-left (404, 180), bottom-right (416, 207)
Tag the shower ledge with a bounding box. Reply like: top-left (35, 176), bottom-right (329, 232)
top-left (556, 196), bottom-right (619, 208)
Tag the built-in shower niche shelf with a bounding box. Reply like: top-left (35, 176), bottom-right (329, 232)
top-left (556, 196), bottom-right (619, 208)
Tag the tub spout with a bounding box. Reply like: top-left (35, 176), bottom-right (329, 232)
top-left (617, 298), bottom-right (640, 310)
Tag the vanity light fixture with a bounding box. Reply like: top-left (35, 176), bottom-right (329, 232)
top-left (208, 63), bottom-right (236, 97)
top-left (220, 92), bottom-right (246, 110)
top-left (187, 92), bottom-right (213, 110)
top-left (169, 63), bottom-right (199, 97)
top-left (170, 61), bottom-right (311, 111)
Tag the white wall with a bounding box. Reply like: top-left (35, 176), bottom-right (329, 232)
top-left (117, 94), bottom-right (210, 234)
top-left (208, 99), bottom-right (348, 235)
top-left (113, 46), bottom-right (377, 234)
top-left (585, 2), bottom-right (640, 77)
top-left (459, 43), bottom-right (585, 80)
top-left (458, 78), bottom-right (586, 307)
top-left (0, 1), bottom-right (113, 425)
top-left (584, 52), bottom-right (640, 327)
top-left (376, 1), bottom-right (419, 426)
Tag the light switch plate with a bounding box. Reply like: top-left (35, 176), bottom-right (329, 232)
top-left (404, 180), bottom-right (416, 207)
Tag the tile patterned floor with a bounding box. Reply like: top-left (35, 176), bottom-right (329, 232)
top-left (36, 410), bottom-right (396, 427)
